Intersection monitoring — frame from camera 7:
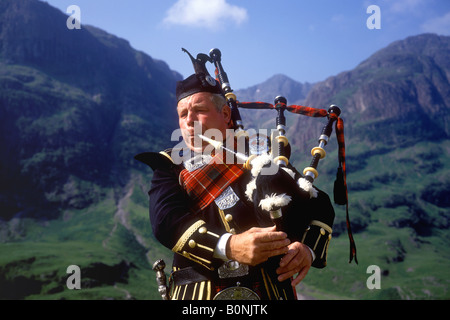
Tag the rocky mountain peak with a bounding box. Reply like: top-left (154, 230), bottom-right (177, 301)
top-left (293, 33), bottom-right (450, 150)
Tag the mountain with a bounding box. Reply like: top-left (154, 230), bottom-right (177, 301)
top-left (233, 34), bottom-right (450, 300)
top-left (288, 33), bottom-right (450, 235)
top-left (284, 34), bottom-right (450, 300)
top-left (236, 74), bottom-right (313, 105)
top-left (235, 74), bottom-right (313, 129)
top-left (0, 0), bottom-right (181, 300)
top-left (288, 33), bottom-right (450, 150)
top-left (0, 0), bottom-right (182, 220)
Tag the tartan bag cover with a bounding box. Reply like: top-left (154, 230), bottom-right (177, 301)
top-left (179, 151), bottom-right (245, 214)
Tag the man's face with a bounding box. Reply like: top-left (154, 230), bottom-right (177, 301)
top-left (177, 92), bottom-right (231, 152)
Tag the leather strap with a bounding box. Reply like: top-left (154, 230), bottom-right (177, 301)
top-left (171, 267), bottom-right (210, 286)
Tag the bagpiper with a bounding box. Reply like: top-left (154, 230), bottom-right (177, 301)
top-left (136, 49), bottom-right (339, 300)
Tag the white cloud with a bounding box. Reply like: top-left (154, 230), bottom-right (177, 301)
top-left (421, 11), bottom-right (450, 35)
top-left (163, 0), bottom-right (248, 30)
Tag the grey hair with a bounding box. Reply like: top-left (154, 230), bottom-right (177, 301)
top-left (209, 93), bottom-right (227, 112)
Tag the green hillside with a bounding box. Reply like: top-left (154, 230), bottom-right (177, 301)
top-left (292, 139), bottom-right (450, 300)
top-left (0, 174), bottom-right (172, 300)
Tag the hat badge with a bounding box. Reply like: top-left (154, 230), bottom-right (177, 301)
top-left (205, 75), bottom-right (216, 87)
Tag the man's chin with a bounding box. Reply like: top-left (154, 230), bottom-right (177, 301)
top-left (185, 138), bottom-right (206, 153)
top-left (189, 145), bottom-right (205, 153)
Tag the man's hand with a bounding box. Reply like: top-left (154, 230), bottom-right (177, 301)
top-left (226, 226), bottom-right (290, 266)
top-left (276, 241), bottom-right (313, 286)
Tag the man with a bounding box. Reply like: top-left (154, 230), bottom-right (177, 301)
top-left (136, 72), bottom-right (335, 300)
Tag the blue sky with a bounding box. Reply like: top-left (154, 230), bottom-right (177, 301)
top-left (41, 0), bottom-right (450, 90)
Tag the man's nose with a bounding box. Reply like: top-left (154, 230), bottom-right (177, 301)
top-left (186, 110), bottom-right (197, 126)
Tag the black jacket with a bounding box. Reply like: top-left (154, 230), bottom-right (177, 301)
top-left (136, 149), bottom-right (335, 300)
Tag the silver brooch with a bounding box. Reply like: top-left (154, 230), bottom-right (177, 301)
top-left (214, 187), bottom-right (239, 210)
top-left (218, 260), bottom-right (249, 279)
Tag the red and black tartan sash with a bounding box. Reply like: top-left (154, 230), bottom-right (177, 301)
top-left (179, 152), bottom-right (245, 214)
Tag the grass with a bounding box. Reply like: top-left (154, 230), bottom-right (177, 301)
top-left (301, 224), bottom-right (450, 300)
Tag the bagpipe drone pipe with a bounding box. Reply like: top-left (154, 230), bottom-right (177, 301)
top-left (184, 48), bottom-right (357, 264)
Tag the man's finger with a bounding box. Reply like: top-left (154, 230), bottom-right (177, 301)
top-left (267, 245), bottom-right (290, 258)
top-left (248, 226), bottom-right (286, 239)
top-left (264, 238), bottom-right (290, 250)
top-left (291, 266), bottom-right (310, 287)
top-left (258, 231), bottom-right (288, 242)
top-left (277, 266), bottom-right (300, 282)
top-left (279, 248), bottom-right (298, 267)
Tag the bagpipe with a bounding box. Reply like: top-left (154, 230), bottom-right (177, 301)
top-left (182, 48), bottom-right (357, 264)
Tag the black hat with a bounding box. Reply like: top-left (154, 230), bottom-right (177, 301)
top-left (176, 74), bottom-right (223, 102)
top-left (176, 48), bottom-right (224, 102)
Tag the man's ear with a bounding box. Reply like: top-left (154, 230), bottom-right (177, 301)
top-left (222, 104), bottom-right (231, 123)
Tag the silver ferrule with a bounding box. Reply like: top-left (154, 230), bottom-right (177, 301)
top-left (222, 82), bottom-right (231, 91)
top-left (318, 134), bottom-right (329, 144)
top-left (270, 209), bottom-right (282, 220)
top-left (305, 171), bottom-right (316, 180)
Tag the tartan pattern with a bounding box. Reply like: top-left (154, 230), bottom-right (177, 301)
top-left (237, 101), bottom-right (274, 110)
top-left (287, 104), bottom-right (329, 117)
top-left (335, 117), bottom-right (346, 196)
top-left (336, 117), bottom-right (357, 263)
top-left (180, 151), bottom-right (245, 214)
top-left (237, 101), bottom-right (328, 117)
